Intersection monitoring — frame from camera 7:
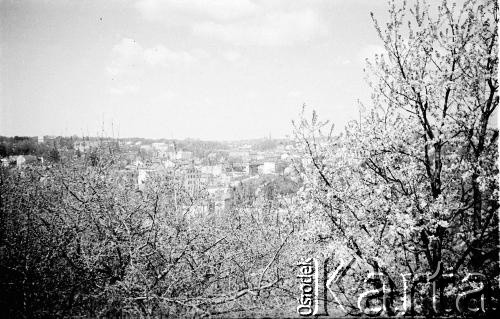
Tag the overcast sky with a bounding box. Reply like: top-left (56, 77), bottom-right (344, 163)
top-left (1, 0), bottom-right (390, 140)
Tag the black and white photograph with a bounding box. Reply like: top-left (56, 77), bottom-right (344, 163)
top-left (0, 0), bottom-right (498, 317)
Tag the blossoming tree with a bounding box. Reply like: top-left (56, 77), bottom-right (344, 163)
top-left (295, 0), bottom-right (498, 315)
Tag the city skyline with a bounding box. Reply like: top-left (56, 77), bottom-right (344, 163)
top-left (1, 0), bottom-right (389, 140)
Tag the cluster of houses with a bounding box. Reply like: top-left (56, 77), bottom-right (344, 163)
top-left (117, 141), bottom-right (301, 216)
top-left (2, 138), bottom-right (303, 217)
top-left (1, 155), bottom-right (43, 168)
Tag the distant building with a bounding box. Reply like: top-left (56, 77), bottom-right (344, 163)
top-left (207, 152), bottom-right (218, 164)
top-left (152, 142), bottom-right (175, 158)
top-left (231, 162), bottom-right (249, 174)
top-left (16, 155), bottom-right (26, 168)
top-left (216, 173), bottom-right (231, 187)
top-left (207, 186), bottom-right (232, 213)
top-left (248, 163), bottom-right (261, 176)
top-left (228, 151), bottom-right (250, 161)
top-left (176, 151), bottom-right (193, 160)
top-left (137, 169), bottom-right (149, 191)
top-left (200, 165), bottom-right (224, 177)
top-left (255, 153), bottom-right (265, 161)
top-left (74, 140), bottom-right (99, 153)
top-left (162, 159), bottom-right (175, 169)
top-left (183, 165), bottom-right (202, 196)
top-left (140, 145), bottom-right (153, 152)
top-left (151, 142), bottom-right (165, 149)
top-left (261, 162), bottom-right (276, 174)
top-left (14, 155), bottom-right (38, 169)
top-left (135, 160), bottom-right (171, 190)
top-left (166, 151), bottom-right (177, 160)
top-left (37, 136), bottom-right (44, 144)
top-left (132, 159), bottom-right (144, 168)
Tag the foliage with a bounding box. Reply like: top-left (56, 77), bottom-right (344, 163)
top-left (0, 136), bottom-right (74, 160)
top-left (0, 148), bottom-right (301, 318)
top-left (294, 0), bottom-right (498, 315)
top-left (48, 147), bottom-right (61, 163)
